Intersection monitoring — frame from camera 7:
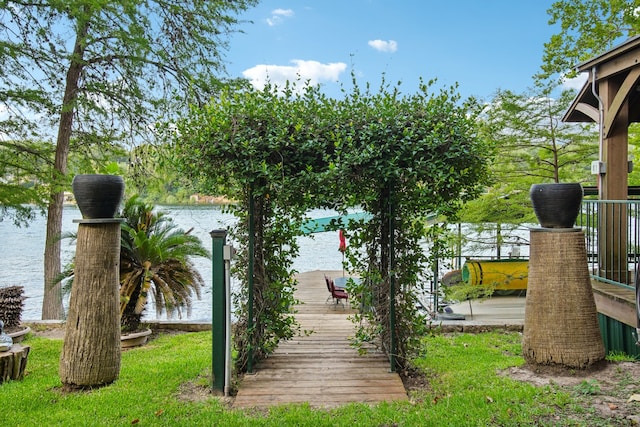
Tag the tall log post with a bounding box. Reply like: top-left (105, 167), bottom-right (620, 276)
top-left (523, 228), bottom-right (605, 368)
top-left (59, 220), bottom-right (121, 388)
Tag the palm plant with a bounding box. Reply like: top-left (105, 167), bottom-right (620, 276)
top-left (119, 196), bottom-right (210, 332)
top-left (0, 286), bottom-right (25, 331)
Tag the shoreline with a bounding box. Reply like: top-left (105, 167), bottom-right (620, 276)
top-left (23, 319), bottom-right (214, 339)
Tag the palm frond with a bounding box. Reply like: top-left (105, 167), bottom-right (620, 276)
top-left (118, 196), bottom-right (210, 330)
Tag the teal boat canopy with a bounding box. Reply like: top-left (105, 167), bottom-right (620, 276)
top-left (300, 212), bottom-right (372, 234)
top-left (299, 211), bottom-right (438, 234)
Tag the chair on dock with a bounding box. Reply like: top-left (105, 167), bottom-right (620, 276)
top-left (324, 275), bottom-right (347, 306)
top-left (324, 275), bottom-right (333, 303)
top-left (329, 279), bottom-right (349, 308)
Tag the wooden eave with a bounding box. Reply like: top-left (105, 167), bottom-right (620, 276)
top-left (563, 35), bottom-right (640, 124)
top-left (562, 78), bottom-right (599, 123)
top-left (576, 35), bottom-right (640, 75)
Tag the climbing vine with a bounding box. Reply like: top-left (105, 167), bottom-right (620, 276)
top-left (172, 81), bottom-right (336, 372)
top-left (171, 76), bottom-right (491, 374)
top-left (333, 79), bottom-right (490, 367)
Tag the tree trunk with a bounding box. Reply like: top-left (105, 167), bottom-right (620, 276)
top-left (59, 221), bottom-right (121, 388)
top-left (42, 191), bottom-right (65, 319)
top-left (522, 228), bottom-right (605, 368)
top-left (42, 21), bottom-right (88, 319)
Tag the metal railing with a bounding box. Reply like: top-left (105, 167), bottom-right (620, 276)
top-left (577, 200), bottom-right (640, 290)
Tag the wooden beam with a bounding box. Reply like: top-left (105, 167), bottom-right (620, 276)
top-left (599, 76), bottom-right (629, 201)
top-left (603, 67), bottom-right (640, 138)
top-left (575, 102), bottom-right (600, 123)
top-left (590, 49), bottom-right (640, 81)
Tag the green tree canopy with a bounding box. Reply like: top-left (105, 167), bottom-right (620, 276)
top-left (0, 0), bottom-right (257, 318)
top-left (460, 87), bottom-right (598, 225)
top-left (0, 139), bottom-right (54, 225)
top-left (457, 86), bottom-right (598, 261)
top-left (538, 0), bottom-right (640, 84)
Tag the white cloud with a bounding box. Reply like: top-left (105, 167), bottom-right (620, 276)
top-left (562, 72), bottom-right (589, 91)
top-left (368, 39), bottom-right (398, 53)
top-left (266, 8), bottom-right (294, 26)
top-left (242, 59), bottom-right (347, 91)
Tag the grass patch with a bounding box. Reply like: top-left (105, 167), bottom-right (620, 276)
top-left (412, 332), bottom-right (569, 426)
top-left (606, 350), bottom-right (638, 362)
top-left (0, 331), bottom-right (593, 426)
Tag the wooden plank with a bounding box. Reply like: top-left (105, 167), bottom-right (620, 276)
top-left (235, 384), bottom-right (404, 401)
top-left (242, 377), bottom-right (404, 390)
top-left (234, 393), bottom-right (405, 407)
top-left (592, 50), bottom-right (640, 81)
top-left (239, 371), bottom-right (402, 382)
top-left (591, 280), bottom-right (637, 327)
top-left (233, 270), bottom-right (407, 409)
top-left (591, 281), bottom-right (635, 304)
top-left (257, 361), bottom-right (392, 370)
top-left (594, 292), bottom-right (637, 327)
top-left (235, 393), bottom-right (405, 406)
top-left (239, 382), bottom-right (407, 392)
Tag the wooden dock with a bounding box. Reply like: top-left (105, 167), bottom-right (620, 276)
top-left (232, 270), bottom-right (407, 409)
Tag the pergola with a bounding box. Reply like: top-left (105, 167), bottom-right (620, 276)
top-left (564, 35), bottom-right (640, 200)
top-left (564, 35), bottom-right (640, 285)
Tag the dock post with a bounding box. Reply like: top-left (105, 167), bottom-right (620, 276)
top-left (210, 230), bottom-right (227, 393)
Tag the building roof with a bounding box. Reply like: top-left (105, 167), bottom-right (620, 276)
top-left (563, 35), bottom-right (640, 124)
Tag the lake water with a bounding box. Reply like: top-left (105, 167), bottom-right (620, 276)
top-left (0, 205), bottom-right (347, 321)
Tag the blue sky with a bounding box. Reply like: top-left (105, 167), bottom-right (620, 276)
top-left (224, 1), bottom-right (582, 101)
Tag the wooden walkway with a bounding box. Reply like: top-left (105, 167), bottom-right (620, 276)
top-left (232, 270), bottom-right (407, 409)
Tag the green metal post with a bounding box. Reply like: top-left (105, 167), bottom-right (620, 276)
top-left (433, 257), bottom-right (439, 314)
top-left (210, 229), bottom-right (227, 393)
top-left (389, 189), bottom-right (396, 373)
top-left (247, 189), bottom-right (255, 373)
top-left (456, 223), bottom-right (462, 269)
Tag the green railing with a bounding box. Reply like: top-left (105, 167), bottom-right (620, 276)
top-left (577, 199), bottom-right (640, 290)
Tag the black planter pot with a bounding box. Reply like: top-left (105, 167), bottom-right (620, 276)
top-left (530, 183), bottom-right (583, 228)
top-left (72, 174), bottom-right (125, 219)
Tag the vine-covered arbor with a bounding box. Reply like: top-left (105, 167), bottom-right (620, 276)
top-left (171, 78), bottom-right (491, 374)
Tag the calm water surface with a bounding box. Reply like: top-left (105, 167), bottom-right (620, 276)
top-left (0, 205), bottom-right (346, 321)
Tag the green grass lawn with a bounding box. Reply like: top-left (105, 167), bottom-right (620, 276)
top-left (0, 331), bottom-right (577, 426)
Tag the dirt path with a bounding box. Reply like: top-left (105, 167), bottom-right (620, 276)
top-left (504, 361), bottom-right (640, 425)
